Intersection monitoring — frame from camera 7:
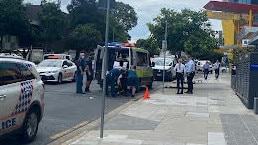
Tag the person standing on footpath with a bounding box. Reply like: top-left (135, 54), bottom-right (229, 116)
top-left (203, 61), bottom-right (210, 80)
top-left (85, 52), bottom-right (94, 92)
top-left (76, 52), bottom-right (86, 94)
top-left (184, 55), bottom-right (195, 94)
top-left (213, 60), bottom-right (220, 79)
top-left (174, 58), bottom-right (185, 94)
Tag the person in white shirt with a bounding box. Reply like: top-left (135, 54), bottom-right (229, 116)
top-left (213, 60), bottom-right (220, 79)
top-left (174, 58), bottom-right (185, 94)
top-left (184, 55), bottom-right (195, 94)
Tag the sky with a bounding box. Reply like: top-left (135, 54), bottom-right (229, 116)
top-left (25, 0), bottom-right (222, 42)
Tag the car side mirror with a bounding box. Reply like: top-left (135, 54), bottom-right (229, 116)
top-left (63, 65), bottom-right (68, 68)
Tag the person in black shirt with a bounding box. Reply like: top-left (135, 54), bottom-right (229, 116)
top-left (85, 52), bottom-right (94, 92)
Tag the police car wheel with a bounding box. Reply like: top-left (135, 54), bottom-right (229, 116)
top-left (22, 108), bottom-right (39, 143)
top-left (58, 74), bottom-right (63, 84)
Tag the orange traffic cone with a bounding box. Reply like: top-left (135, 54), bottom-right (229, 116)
top-left (143, 86), bottom-right (150, 100)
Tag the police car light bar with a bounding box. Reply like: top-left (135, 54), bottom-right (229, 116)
top-left (107, 42), bottom-right (136, 47)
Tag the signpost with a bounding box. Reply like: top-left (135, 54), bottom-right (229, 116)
top-left (100, 0), bottom-right (111, 139)
top-left (162, 21), bottom-right (168, 92)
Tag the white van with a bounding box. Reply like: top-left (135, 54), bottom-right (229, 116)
top-left (152, 57), bottom-right (177, 81)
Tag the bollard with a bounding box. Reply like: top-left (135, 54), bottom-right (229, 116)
top-left (254, 98), bottom-right (258, 114)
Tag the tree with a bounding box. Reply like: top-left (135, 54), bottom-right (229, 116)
top-left (147, 8), bottom-right (218, 59)
top-left (67, 0), bottom-right (104, 29)
top-left (109, 16), bottom-right (129, 42)
top-left (66, 24), bottom-right (102, 53)
top-left (0, 0), bottom-right (32, 47)
top-left (112, 2), bottom-right (137, 32)
top-left (39, 0), bottom-right (68, 52)
top-left (136, 37), bottom-right (160, 57)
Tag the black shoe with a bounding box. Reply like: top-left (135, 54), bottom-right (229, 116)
top-left (184, 91), bottom-right (189, 93)
top-left (186, 92), bottom-right (193, 94)
top-left (131, 95), bottom-right (135, 97)
top-left (85, 87), bottom-right (90, 92)
top-left (180, 92), bottom-right (183, 94)
top-left (176, 92), bottom-right (180, 94)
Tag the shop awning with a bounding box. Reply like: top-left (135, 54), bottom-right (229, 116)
top-left (204, 1), bottom-right (258, 14)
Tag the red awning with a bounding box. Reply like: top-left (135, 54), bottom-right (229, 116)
top-left (204, 1), bottom-right (258, 14)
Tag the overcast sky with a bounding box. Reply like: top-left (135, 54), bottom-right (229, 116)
top-left (25, 0), bottom-right (222, 42)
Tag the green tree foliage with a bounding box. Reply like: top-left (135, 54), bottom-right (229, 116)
top-left (112, 2), bottom-right (137, 32)
top-left (0, 0), bottom-right (32, 46)
top-left (66, 24), bottom-right (102, 53)
top-left (147, 8), bottom-right (218, 59)
top-left (109, 16), bottom-right (129, 42)
top-left (39, 0), bottom-right (68, 51)
top-left (67, 0), bottom-right (104, 29)
top-left (67, 0), bottom-right (137, 43)
top-left (136, 37), bottom-right (160, 57)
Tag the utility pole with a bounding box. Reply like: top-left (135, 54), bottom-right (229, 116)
top-left (100, 0), bottom-right (110, 139)
top-left (162, 21), bottom-right (168, 92)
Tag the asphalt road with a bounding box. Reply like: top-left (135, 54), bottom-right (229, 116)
top-left (0, 80), bottom-right (162, 145)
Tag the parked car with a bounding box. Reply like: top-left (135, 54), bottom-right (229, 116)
top-left (152, 57), bottom-right (177, 81)
top-left (36, 59), bottom-right (77, 83)
top-left (196, 60), bottom-right (213, 74)
top-left (0, 56), bottom-right (44, 143)
top-left (43, 54), bottom-right (72, 60)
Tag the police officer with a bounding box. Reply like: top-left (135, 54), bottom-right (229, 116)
top-left (76, 52), bottom-right (86, 94)
top-left (85, 52), bottom-right (94, 92)
top-left (174, 58), bottom-right (185, 94)
top-left (184, 55), bottom-right (195, 94)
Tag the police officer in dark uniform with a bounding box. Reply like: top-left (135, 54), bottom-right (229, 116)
top-left (85, 52), bottom-right (94, 92)
top-left (76, 52), bottom-right (85, 94)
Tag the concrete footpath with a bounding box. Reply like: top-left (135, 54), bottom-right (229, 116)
top-left (50, 73), bottom-right (258, 145)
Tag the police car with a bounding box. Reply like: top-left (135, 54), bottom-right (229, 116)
top-left (0, 56), bottom-right (44, 142)
top-left (36, 59), bottom-right (77, 83)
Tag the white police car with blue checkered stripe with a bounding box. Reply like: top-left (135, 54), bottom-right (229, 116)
top-left (0, 56), bottom-right (44, 143)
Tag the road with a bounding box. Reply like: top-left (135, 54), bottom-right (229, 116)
top-left (0, 80), bottom-right (162, 145)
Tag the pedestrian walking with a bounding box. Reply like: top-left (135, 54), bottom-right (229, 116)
top-left (85, 52), bottom-right (94, 92)
top-left (76, 52), bottom-right (86, 94)
top-left (213, 60), bottom-right (220, 79)
top-left (184, 55), bottom-right (195, 94)
top-left (203, 61), bottom-right (210, 80)
top-left (174, 58), bottom-right (185, 94)
top-left (126, 66), bottom-right (139, 97)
